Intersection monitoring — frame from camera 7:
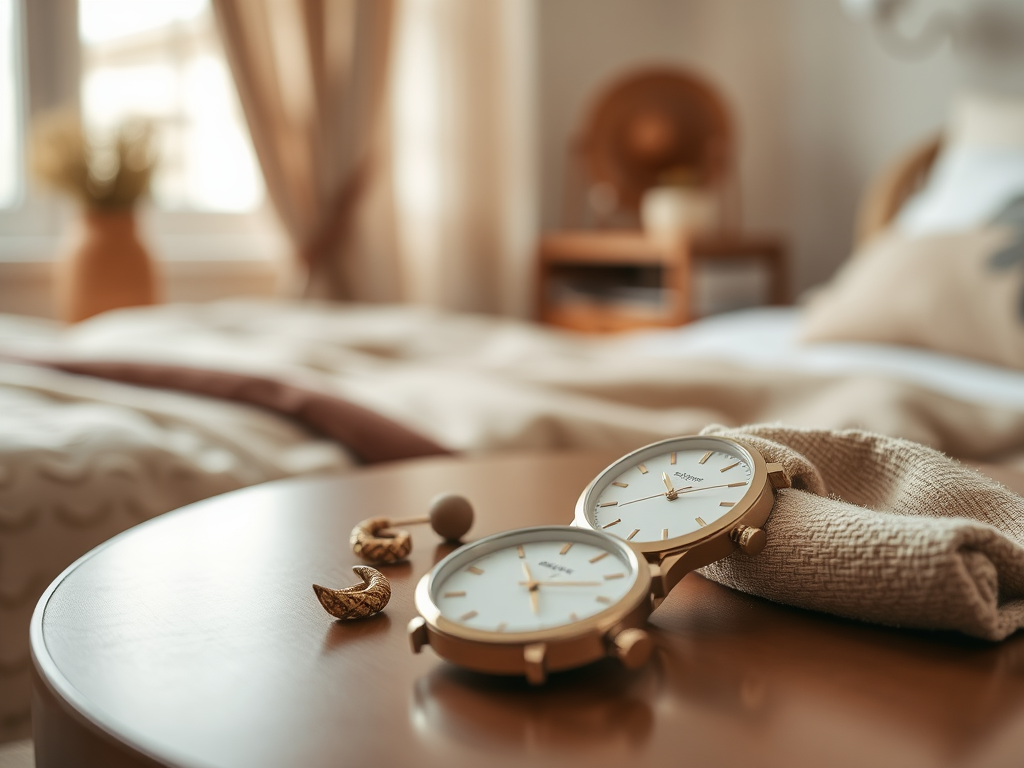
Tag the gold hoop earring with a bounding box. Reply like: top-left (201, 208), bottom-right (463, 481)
top-left (350, 494), bottom-right (474, 564)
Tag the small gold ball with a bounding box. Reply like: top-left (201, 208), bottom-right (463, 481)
top-left (428, 493), bottom-right (474, 541)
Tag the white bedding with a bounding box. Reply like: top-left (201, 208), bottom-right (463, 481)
top-left (627, 306), bottom-right (1024, 410)
top-left (0, 334), bottom-right (354, 736)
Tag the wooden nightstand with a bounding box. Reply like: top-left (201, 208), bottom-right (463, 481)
top-left (536, 230), bottom-right (788, 333)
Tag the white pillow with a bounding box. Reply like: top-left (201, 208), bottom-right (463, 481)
top-left (895, 93), bottom-right (1024, 236)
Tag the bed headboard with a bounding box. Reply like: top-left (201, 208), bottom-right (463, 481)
top-left (855, 135), bottom-right (942, 247)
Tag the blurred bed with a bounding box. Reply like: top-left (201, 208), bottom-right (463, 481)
top-left (4, 92), bottom-right (1024, 736)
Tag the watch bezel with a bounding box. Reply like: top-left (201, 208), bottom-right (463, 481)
top-left (573, 435), bottom-right (773, 556)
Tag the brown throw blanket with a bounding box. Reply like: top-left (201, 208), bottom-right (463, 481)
top-left (701, 424), bottom-right (1024, 641)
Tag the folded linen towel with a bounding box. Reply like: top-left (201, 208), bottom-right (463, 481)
top-left (699, 424), bottom-right (1024, 640)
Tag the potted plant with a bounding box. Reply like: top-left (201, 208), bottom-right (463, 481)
top-left (31, 111), bottom-right (159, 322)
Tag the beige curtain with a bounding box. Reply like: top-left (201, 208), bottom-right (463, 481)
top-left (391, 0), bottom-right (538, 316)
top-left (212, 0), bottom-right (401, 301)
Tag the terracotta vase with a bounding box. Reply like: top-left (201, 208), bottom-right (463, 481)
top-left (55, 208), bottom-right (158, 323)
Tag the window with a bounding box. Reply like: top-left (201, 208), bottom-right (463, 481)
top-left (79, 0), bottom-right (263, 212)
top-left (0, 0), bottom-right (282, 267)
top-left (0, 0), bottom-right (21, 209)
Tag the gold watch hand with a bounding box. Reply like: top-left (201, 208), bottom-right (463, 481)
top-left (521, 561), bottom-right (539, 614)
top-left (676, 482), bottom-right (748, 495)
top-left (662, 472), bottom-right (679, 500)
top-left (516, 581), bottom-right (602, 587)
top-left (618, 486), bottom-right (693, 507)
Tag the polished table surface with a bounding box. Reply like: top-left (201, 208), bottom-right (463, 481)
top-left (31, 452), bottom-right (1024, 768)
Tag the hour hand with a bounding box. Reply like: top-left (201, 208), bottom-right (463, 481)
top-left (662, 472), bottom-right (678, 501)
top-left (522, 561), bottom-right (539, 614)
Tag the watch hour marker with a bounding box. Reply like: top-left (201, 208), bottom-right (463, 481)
top-left (602, 518), bottom-right (621, 529)
top-left (699, 451), bottom-right (713, 465)
top-left (596, 596), bottom-right (612, 604)
top-left (626, 528), bottom-right (640, 541)
top-left (599, 501), bottom-right (618, 507)
top-left (728, 482), bottom-right (748, 488)
top-left (496, 622), bottom-right (507, 632)
top-left (560, 543), bottom-right (573, 555)
top-left (720, 462), bottom-right (740, 473)
top-left (589, 552), bottom-right (610, 563)
top-left (670, 452), bottom-right (677, 465)
top-left (517, 545), bottom-right (525, 559)
top-left (662, 528), bottom-right (669, 540)
top-left (604, 573), bottom-right (625, 580)
top-left (612, 481), bottom-right (629, 488)
top-left (460, 610), bottom-right (478, 621)
top-left (638, 464), bottom-right (649, 474)
top-left (467, 566), bottom-right (484, 575)
top-left (696, 516), bottom-right (707, 527)
top-left (720, 501), bottom-right (735, 507)
top-left (569, 612), bottom-right (578, 621)
top-left (443, 591), bottom-right (466, 598)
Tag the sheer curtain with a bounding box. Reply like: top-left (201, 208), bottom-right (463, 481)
top-left (213, 0), bottom-right (537, 312)
top-left (392, 0), bottom-right (538, 316)
top-left (212, 0), bottom-right (401, 301)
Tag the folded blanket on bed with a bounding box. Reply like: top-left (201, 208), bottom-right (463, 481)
top-left (701, 424), bottom-right (1024, 641)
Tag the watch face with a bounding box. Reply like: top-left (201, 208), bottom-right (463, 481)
top-left (427, 527), bottom-right (640, 634)
top-left (578, 436), bottom-right (757, 545)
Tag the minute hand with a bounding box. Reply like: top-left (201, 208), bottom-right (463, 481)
top-left (618, 487), bottom-right (691, 507)
top-left (676, 481), bottom-right (748, 494)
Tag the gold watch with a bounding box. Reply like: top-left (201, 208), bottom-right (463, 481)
top-left (573, 434), bottom-right (790, 609)
top-left (408, 435), bottom-right (790, 683)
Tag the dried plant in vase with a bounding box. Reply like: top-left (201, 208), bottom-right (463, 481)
top-left (31, 110), bottom-right (160, 322)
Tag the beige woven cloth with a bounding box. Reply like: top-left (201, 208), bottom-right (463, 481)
top-left (699, 424), bottom-right (1024, 641)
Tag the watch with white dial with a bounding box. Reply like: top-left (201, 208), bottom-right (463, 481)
top-left (409, 525), bottom-right (654, 684)
top-left (574, 434), bottom-right (790, 607)
top-left (409, 435), bottom-right (789, 683)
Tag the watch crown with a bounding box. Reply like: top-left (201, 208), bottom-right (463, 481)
top-left (611, 628), bottom-right (653, 670)
top-left (731, 525), bottom-right (767, 556)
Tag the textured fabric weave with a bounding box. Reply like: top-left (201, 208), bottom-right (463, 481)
top-left (700, 424), bottom-right (1024, 641)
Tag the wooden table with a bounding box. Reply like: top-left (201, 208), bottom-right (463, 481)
top-left (31, 452), bottom-right (1024, 768)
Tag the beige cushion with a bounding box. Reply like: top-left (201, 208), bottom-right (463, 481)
top-left (801, 227), bottom-right (1024, 370)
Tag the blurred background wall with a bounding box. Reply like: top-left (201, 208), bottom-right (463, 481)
top-left (537, 0), bottom-right (960, 294)
top-left (0, 0), bottom-right (987, 315)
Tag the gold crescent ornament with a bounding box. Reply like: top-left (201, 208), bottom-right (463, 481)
top-left (313, 566), bottom-right (391, 620)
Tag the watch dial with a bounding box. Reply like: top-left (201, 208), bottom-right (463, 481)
top-left (590, 442), bottom-right (752, 543)
top-left (432, 536), bottom-right (637, 633)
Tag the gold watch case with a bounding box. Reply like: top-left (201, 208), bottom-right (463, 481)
top-left (409, 526), bottom-right (655, 684)
top-left (574, 435), bottom-right (789, 601)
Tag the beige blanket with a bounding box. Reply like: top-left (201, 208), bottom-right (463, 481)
top-left (702, 424), bottom-right (1024, 641)
top-left (9, 299), bottom-right (1024, 467)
